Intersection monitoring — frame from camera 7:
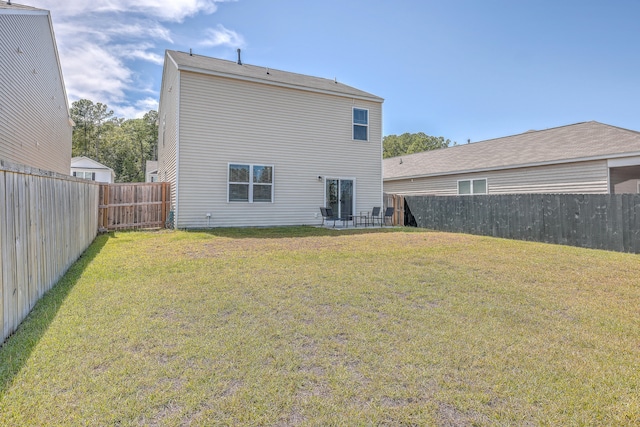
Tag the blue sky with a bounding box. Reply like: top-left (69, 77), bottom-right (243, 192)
top-left (30, 0), bottom-right (640, 144)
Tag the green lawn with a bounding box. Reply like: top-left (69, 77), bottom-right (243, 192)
top-left (0, 227), bottom-right (639, 425)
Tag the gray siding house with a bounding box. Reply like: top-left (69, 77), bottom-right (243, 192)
top-left (384, 121), bottom-right (640, 196)
top-left (158, 50), bottom-right (384, 228)
top-left (0, 2), bottom-right (72, 175)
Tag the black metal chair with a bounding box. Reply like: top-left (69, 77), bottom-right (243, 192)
top-left (320, 207), bottom-right (339, 227)
top-left (383, 206), bottom-right (394, 226)
top-left (369, 206), bottom-right (382, 226)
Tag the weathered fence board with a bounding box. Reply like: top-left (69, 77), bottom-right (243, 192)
top-left (0, 161), bottom-right (99, 344)
top-left (405, 194), bottom-right (640, 253)
top-left (98, 182), bottom-right (170, 231)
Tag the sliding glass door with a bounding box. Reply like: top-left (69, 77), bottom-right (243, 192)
top-left (326, 178), bottom-right (354, 220)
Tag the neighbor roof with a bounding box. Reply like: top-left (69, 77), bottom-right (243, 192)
top-left (166, 50), bottom-right (383, 103)
top-left (71, 156), bottom-right (115, 172)
top-left (384, 121), bottom-right (640, 180)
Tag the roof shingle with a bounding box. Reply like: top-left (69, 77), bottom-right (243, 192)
top-left (167, 50), bottom-right (383, 102)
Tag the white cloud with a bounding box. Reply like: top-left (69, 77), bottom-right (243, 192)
top-left (29, 0), bottom-right (243, 118)
top-left (61, 44), bottom-right (132, 103)
top-left (200, 24), bottom-right (246, 48)
top-left (119, 44), bottom-right (165, 65)
top-left (32, 0), bottom-right (230, 22)
top-left (114, 98), bottom-right (160, 119)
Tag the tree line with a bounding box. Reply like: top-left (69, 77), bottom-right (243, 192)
top-left (383, 132), bottom-right (455, 159)
top-left (70, 99), bottom-right (158, 183)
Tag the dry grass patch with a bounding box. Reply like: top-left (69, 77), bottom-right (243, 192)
top-left (0, 227), bottom-right (639, 425)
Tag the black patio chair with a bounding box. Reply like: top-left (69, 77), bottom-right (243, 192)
top-left (369, 206), bottom-right (382, 226)
top-left (320, 207), bottom-right (339, 227)
top-left (383, 206), bottom-right (394, 226)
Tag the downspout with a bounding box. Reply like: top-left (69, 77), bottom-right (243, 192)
top-left (175, 71), bottom-right (181, 228)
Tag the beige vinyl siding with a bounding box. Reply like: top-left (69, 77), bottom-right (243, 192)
top-left (384, 160), bottom-right (609, 195)
top-left (0, 12), bottom-right (71, 175)
top-left (157, 56), bottom-right (179, 213)
top-left (176, 71), bottom-right (382, 227)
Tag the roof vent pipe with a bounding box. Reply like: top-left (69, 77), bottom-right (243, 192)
top-left (237, 48), bottom-right (242, 65)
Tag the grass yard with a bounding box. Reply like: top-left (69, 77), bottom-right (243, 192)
top-left (0, 227), bottom-right (639, 425)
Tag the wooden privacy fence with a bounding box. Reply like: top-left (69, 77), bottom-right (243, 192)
top-left (383, 193), bottom-right (405, 226)
top-left (405, 194), bottom-right (640, 253)
top-left (1, 160), bottom-right (99, 343)
top-left (384, 193), bottom-right (405, 225)
top-left (99, 182), bottom-right (170, 231)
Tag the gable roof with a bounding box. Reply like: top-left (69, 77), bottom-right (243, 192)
top-left (384, 121), bottom-right (640, 180)
top-left (71, 156), bottom-right (114, 172)
top-left (166, 50), bottom-right (383, 103)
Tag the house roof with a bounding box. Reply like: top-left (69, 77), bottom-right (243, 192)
top-left (71, 156), bottom-right (115, 172)
top-left (166, 50), bottom-right (383, 103)
top-left (384, 121), bottom-right (640, 180)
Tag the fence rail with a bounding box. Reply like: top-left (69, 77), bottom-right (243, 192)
top-left (1, 161), bottom-right (99, 343)
top-left (405, 194), bottom-right (640, 253)
top-left (98, 182), bottom-right (170, 231)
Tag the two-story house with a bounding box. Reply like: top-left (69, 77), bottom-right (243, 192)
top-left (0, 2), bottom-right (72, 175)
top-left (157, 50), bottom-right (384, 228)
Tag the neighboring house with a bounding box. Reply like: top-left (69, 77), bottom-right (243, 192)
top-left (71, 156), bottom-right (115, 183)
top-left (0, 2), bottom-right (72, 175)
top-left (157, 50), bottom-right (384, 228)
top-left (384, 121), bottom-right (640, 196)
top-left (145, 160), bottom-right (158, 182)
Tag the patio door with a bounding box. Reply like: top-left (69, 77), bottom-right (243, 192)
top-left (326, 179), bottom-right (354, 220)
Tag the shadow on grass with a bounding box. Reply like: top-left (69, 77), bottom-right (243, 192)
top-left (0, 233), bottom-right (111, 394)
top-left (185, 225), bottom-right (418, 239)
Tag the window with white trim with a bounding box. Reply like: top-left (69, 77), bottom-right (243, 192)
top-left (458, 178), bottom-right (487, 195)
top-left (228, 164), bottom-right (274, 202)
top-left (353, 108), bottom-right (368, 141)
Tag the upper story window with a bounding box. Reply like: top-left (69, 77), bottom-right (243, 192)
top-left (458, 178), bottom-right (487, 195)
top-left (228, 163), bottom-right (274, 203)
top-left (353, 108), bottom-right (368, 141)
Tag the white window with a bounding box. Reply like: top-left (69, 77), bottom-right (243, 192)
top-left (73, 171), bottom-right (95, 180)
top-left (228, 164), bottom-right (274, 203)
top-left (458, 178), bottom-right (487, 195)
top-left (353, 108), bottom-right (368, 141)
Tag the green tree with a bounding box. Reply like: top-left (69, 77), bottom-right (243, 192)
top-left (120, 113), bottom-right (158, 182)
top-left (69, 99), bottom-right (158, 182)
top-left (383, 132), bottom-right (454, 159)
top-left (69, 99), bottom-right (114, 158)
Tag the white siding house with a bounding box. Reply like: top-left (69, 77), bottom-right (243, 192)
top-left (384, 122), bottom-right (640, 196)
top-left (71, 156), bottom-right (115, 183)
top-left (0, 3), bottom-right (72, 175)
top-left (158, 50), bottom-right (384, 228)
top-left (145, 160), bottom-right (158, 182)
